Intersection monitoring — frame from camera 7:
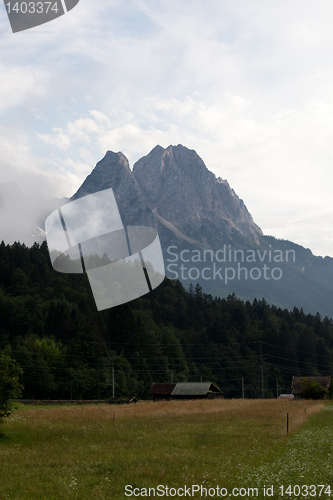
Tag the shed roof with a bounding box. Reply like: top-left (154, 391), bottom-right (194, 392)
top-left (149, 383), bottom-right (176, 395)
top-left (171, 382), bottom-right (222, 396)
top-left (291, 376), bottom-right (331, 395)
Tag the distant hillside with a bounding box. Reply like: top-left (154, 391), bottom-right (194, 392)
top-left (1, 241), bottom-right (333, 400)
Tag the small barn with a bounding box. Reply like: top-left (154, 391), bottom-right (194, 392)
top-left (291, 376), bottom-right (331, 399)
top-left (148, 383), bottom-right (176, 401)
top-left (149, 382), bottom-right (223, 401)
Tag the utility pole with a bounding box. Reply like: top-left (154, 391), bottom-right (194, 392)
top-left (242, 377), bottom-right (244, 399)
top-left (260, 341), bottom-right (265, 399)
top-left (112, 366), bottom-right (115, 399)
top-left (106, 365), bottom-right (115, 400)
top-left (68, 381), bottom-right (73, 401)
top-left (276, 379), bottom-right (279, 399)
top-left (170, 370), bottom-right (173, 383)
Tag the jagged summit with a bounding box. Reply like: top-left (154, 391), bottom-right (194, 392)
top-left (71, 151), bottom-right (131, 200)
top-left (69, 144), bottom-right (262, 245)
top-left (68, 144), bottom-right (262, 246)
top-left (71, 150), bottom-right (156, 227)
top-left (133, 144), bottom-right (262, 244)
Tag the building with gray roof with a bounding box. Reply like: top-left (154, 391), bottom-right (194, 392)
top-left (149, 382), bottom-right (223, 401)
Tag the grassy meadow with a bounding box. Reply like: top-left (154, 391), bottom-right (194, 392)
top-left (0, 399), bottom-right (330, 499)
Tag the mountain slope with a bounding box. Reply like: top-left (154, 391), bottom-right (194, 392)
top-left (133, 144), bottom-right (262, 246)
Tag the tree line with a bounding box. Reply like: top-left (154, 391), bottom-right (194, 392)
top-left (1, 240), bottom-right (333, 400)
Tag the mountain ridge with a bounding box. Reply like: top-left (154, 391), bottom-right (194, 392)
top-left (2, 145), bottom-right (333, 317)
top-left (71, 144), bottom-right (262, 248)
top-left (67, 144), bottom-right (333, 318)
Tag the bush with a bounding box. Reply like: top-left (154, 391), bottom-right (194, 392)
top-left (300, 378), bottom-right (328, 399)
top-left (0, 353), bottom-right (24, 423)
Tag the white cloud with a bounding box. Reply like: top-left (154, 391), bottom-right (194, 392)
top-left (79, 148), bottom-right (98, 167)
top-left (0, 64), bottom-right (48, 112)
top-left (67, 118), bottom-right (101, 142)
top-left (38, 128), bottom-right (71, 151)
top-left (0, 127), bottom-right (83, 199)
top-left (264, 209), bottom-right (333, 258)
top-left (2, 0), bottom-right (333, 255)
top-left (89, 110), bottom-right (110, 125)
top-left (98, 123), bottom-right (178, 163)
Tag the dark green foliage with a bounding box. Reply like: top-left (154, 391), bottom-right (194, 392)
top-left (1, 241), bottom-right (333, 400)
top-left (0, 353), bottom-right (23, 422)
top-left (300, 378), bottom-right (328, 399)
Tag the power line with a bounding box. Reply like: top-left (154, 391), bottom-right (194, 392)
top-left (261, 341), bottom-right (333, 359)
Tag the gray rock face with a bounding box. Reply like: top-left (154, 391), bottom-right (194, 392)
top-left (70, 145), bottom-right (262, 250)
top-left (133, 144), bottom-right (262, 245)
top-left (71, 151), bottom-right (156, 228)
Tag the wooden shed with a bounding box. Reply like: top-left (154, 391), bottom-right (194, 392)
top-left (148, 383), bottom-right (176, 401)
top-left (149, 382), bottom-right (223, 401)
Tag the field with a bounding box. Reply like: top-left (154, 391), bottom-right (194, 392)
top-left (0, 399), bottom-right (331, 500)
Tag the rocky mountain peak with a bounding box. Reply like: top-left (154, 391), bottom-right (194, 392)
top-left (71, 150), bottom-right (156, 228)
top-left (133, 144), bottom-right (262, 244)
top-left (71, 151), bottom-right (131, 201)
top-left (133, 144), bottom-right (210, 187)
top-left (68, 144), bottom-right (262, 246)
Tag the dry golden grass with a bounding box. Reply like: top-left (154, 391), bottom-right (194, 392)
top-left (20, 397), bottom-right (323, 423)
top-left (0, 399), bottom-right (325, 500)
top-left (18, 398), bottom-right (323, 444)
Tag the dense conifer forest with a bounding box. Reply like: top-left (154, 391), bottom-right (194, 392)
top-left (1, 241), bottom-right (333, 400)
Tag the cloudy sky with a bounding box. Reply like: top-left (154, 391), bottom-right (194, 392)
top-left (1, 0), bottom-right (333, 256)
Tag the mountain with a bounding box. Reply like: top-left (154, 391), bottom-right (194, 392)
top-left (3, 145), bottom-right (333, 317)
top-left (133, 145), bottom-right (262, 245)
top-left (71, 145), bottom-right (262, 250)
top-left (68, 145), bottom-right (333, 318)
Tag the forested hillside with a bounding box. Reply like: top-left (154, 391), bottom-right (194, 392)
top-left (1, 241), bottom-right (333, 400)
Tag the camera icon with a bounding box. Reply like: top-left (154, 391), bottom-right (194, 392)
top-left (3, 0), bottom-right (80, 33)
top-left (45, 188), bottom-right (165, 311)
